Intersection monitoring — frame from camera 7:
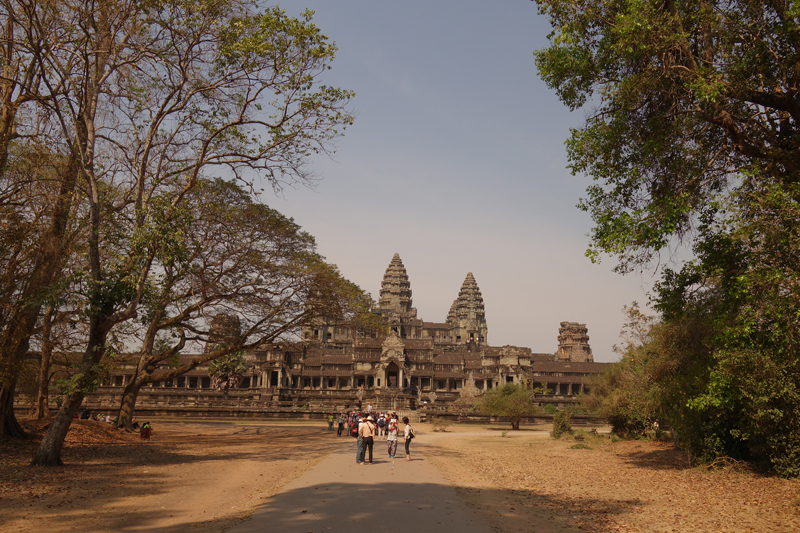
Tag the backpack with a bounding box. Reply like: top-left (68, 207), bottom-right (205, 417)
top-left (378, 418), bottom-right (386, 428)
top-left (408, 425), bottom-right (415, 439)
top-left (350, 424), bottom-right (359, 438)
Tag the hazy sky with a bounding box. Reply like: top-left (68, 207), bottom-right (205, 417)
top-left (267, 1), bottom-right (658, 362)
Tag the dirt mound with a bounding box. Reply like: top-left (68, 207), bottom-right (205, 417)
top-left (21, 418), bottom-right (139, 446)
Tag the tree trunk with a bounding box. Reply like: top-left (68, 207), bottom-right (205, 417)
top-left (31, 319), bottom-right (109, 466)
top-left (511, 416), bottom-right (520, 430)
top-left (0, 381), bottom-right (28, 440)
top-left (34, 306), bottom-right (55, 419)
top-left (30, 394), bottom-right (83, 466)
top-left (116, 378), bottom-right (143, 429)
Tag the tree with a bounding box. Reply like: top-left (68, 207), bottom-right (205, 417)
top-left (112, 179), bottom-right (374, 428)
top-left (4, 0), bottom-right (355, 466)
top-left (475, 383), bottom-right (539, 430)
top-left (534, 0), bottom-right (800, 476)
top-left (0, 145), bottom-right (83, 439)
top-left (208, 354), bottom-right (247, 396)
top-left (534, 0), bottom-right (800, 272)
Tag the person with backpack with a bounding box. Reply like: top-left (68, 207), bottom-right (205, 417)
top-left (377, 414), bottom-right (386, 438)
top-left (402, 416), bottom-right (414, 461)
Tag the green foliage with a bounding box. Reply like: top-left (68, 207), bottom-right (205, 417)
top-left (551, 408), bottom-right (573, 439)
top-left (475, 383), bottom-right (539, 430)
top-left (570, 443), bottom-right (592, 450)
top-left (208, 353), bottom-right (247, 394)
top-left (534, 0), bottom-right (800, 273)
top-left (535, 0), bottom-right (800, 477)
top-left (543, 403), bottom-right (558, 415)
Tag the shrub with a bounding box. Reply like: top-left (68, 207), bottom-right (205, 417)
top-left (543, 403), bottom-right (557, 415)
top-left (551, 409), bottom-right (573, 439)
top-left (431, 416), bottom-right (453, 432)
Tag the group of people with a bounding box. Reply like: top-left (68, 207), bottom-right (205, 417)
top-left (333, 411), bottom-right (414, 465)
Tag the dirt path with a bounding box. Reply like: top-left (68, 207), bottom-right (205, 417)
top-left (2, 420), bottom-right (799, 533)
top-left (228, 435), bottom-right (494, 533)
top-left (1, 419), bottom-right (342, 533)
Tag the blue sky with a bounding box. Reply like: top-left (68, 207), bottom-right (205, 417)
top-left (267, 1), bottom-right (657, 362)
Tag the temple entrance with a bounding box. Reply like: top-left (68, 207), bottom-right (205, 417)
top-left (386, 362), bottom-right (399, 388)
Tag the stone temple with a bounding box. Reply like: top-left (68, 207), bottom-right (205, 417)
top-left (84, 253), bottom-right (610, 415)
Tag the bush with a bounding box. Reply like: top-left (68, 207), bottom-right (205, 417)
top-left (551, 409), bottom-right (573, 439)
top-left (475, 382), bottom-right (539, 430)
top-left (543, 403), bottom-right (557, 415)
top-left (431, 416), bottom-right (453, 432)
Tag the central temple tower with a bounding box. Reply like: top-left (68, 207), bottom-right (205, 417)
top-left (378, 253), bottom-right (419, 337)
top-left (447, 272), bottom-right (488, 345)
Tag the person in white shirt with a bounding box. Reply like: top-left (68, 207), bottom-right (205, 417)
top-left (359, 415), bottom-right (376, 464)
top-left (403, 416), bottom-right (413, 461)
top-left (386, 416), bottom-right (398, 458)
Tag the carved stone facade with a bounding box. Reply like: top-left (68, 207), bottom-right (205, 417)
top-left (555, 322), bottom-right (593, 363)
top-left (86, 253), bottom-right (610, 414)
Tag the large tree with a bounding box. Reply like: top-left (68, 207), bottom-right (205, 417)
top-left (475, 383), bottom-right (539, 430)
top-left (0, 0), bottom-right (354, 465)
top-left (534, 0), bottom-right (800, 476)
top-left (112, 178), bottom-right (375, 428)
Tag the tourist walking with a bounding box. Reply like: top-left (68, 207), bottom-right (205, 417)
top-left (359, 415), bottom-right (376, 464)
top-left (355, 414), bottom-right (365, 463)
top-left (403, 416), bottom-right (414, 461)
top-left (337, 413), bottom-right (346, 436)
top-left (377, 414), bottom-right (386, 438)
top-left (386, 416), bottom-right (398, 458)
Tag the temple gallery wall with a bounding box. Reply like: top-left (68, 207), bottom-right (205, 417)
top-left (68, 254), bottom-right (611, 417)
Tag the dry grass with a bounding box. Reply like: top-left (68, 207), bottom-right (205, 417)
top-left (422, 423), bottom-right (800, 533)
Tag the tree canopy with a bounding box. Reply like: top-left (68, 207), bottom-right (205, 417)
top-left (534, 0), bottom-right (800, 476)
top-left (0, 0), bottom-right (359, 466)
top-left (475, 383), bottom-right (539, 430)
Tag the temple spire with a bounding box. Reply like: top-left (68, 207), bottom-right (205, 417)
top-left (379, 253), bottom-right (413, 314)
top-left (447, 272), bottom-right (488, 345)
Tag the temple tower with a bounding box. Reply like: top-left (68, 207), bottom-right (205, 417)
top-left (204, 314), bottom-right (242, 354)
top-left (379, 253), bottom-right (414, 314)
top-left (555, 321), bottom-right (593, 362)
top-left (378, 254), bottom-right (418, 336)
top-left (447, 272), bottom-right (488, 345)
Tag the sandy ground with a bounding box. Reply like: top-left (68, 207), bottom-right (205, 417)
top-left (0, 419), bottom-right (341, 533)
top-left (2, 420), bottom-right (799, 533)
top-left (421, 424), bottom-right (800, 533)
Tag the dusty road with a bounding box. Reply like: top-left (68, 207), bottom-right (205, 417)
top-left (2, 420), bottom-right (799, 533)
